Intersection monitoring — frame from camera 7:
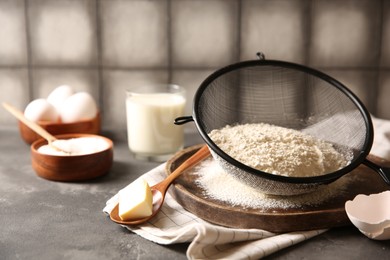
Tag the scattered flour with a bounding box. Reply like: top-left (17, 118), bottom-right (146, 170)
top-left (209, 123), bottom-right (350, 177)
top-left (193, 158), bottom-right (353, 209)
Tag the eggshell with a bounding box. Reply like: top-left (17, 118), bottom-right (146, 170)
top-left (24, 98), bottom-right (59, 122)
top-left (47, 85), bottom-right (74, 113)
top-left (345, 191), bottom-right (390, 240)
top-left (59, 92), bottom-right (98, 123)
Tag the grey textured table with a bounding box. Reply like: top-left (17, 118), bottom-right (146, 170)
top-left (1, 126), bottom-right (389, 259)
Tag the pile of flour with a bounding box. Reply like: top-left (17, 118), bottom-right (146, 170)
top-left (209, 123), bottom-right (350, 177)
top-left (193, 158), bottom-right (353, 209)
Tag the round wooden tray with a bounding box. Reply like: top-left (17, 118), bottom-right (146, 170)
top-left (165, 144), bottom-right (390, 233)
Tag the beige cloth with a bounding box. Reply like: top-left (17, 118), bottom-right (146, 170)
top-left (372, 116), bottom-right (390, 161)
top-left (103, 116), bottom-right (390, 259)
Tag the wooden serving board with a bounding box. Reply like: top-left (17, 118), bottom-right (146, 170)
top-left (165, 144), bottom-right (390, 233)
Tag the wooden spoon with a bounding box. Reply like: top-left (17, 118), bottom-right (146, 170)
top-left (109, 145), bottom-right (211, 225)
top-left (2, 102), bottom-right (68, 154)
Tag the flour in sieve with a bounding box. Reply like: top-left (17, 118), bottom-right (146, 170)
top-left (193, 158), bottom-right (353, 209)
top-left (209, 123), bottom-right (350, 177)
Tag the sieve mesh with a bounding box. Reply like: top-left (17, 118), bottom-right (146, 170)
top-left (192, 59), bottom-right (373, 195)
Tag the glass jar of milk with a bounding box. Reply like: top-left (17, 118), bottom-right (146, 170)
top-left (126, 84), bottom-right (186, 161)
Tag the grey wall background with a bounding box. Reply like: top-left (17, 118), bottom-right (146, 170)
top-left (0, 0), bottom-right (389, 132)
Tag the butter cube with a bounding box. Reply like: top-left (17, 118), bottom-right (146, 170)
top-left (118, 178), bottom-right (153, 220)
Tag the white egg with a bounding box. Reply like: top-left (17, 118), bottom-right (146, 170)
top-left (47, 85), bottom-right (74, 113)
top-left (59, 92), bottom-right (98, 123)
top-left (24, 98), bottom-right (59, 122)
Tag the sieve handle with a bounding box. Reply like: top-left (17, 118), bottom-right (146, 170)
top-left (363, 159), bottom-right (390, 185)
top-left (174, 116), bottom-right (194, 125)
top-left (256, 52), bottom-right (266, 60)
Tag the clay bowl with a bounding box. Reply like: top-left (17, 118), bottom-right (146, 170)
top-left (31, 133), bottom-right (113, 182)
top-left (19, 113), bottom-right (101, 144)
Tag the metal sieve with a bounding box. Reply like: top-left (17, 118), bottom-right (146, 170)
top-left (175, 53), bottom-right (390, 196)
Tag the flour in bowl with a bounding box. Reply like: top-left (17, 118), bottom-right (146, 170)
top-left (209, 123), bottom-right (350, 177)
top-left (37, 137), bottom-right (110, 156)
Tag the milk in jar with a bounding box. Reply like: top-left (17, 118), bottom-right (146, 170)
top-left (126, 85), bottom-right (185, 161)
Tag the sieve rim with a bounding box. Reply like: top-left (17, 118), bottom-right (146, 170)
top-left (192, 59), bottom-right (374, 185)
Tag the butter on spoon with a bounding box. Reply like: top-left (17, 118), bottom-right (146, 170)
top-left (110, 145), bottom-right (211, 225)
top-left (118, 178), bottom-right (153, 221)
top-left (2, 102), bottom-right (70, 154)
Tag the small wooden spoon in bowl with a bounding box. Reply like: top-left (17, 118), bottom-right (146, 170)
top-left (2, 102), bottom-right (69, 154)
top-left (109, 145), bottom-right (211, 225)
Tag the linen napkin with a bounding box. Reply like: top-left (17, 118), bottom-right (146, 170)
top-left (103, 164), bottom-right (326, 259)
top-left (103, 116), bottom-right (390, 259)
top-left (371, 116), bottom-right (390, 161)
